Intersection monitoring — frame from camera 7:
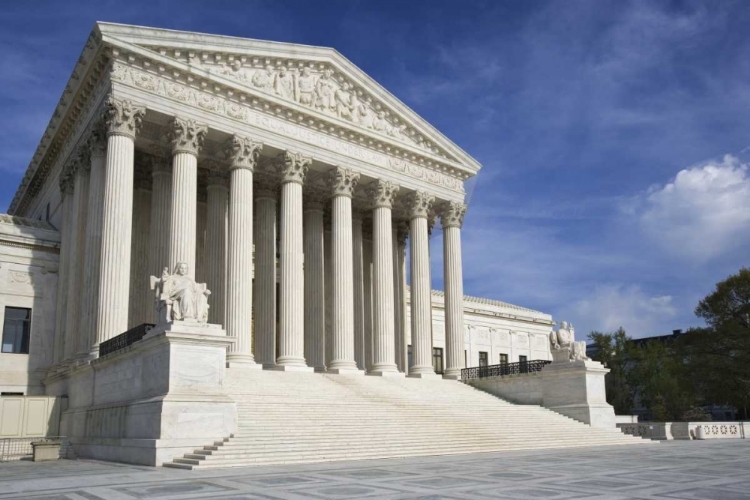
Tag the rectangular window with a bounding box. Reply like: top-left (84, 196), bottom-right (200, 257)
top-left (519, 355), bottom-right (528, 373)
top-left (432, 347), bottom-right (444, 374)
top-left (499, 353), bottom-right (508, 365)
top-left (1, 307), bottom-right (31, 354)
top-left (479, 351), bottom-right (488, 367)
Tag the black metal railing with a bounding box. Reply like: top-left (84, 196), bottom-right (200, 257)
top-left (461, 360), bottom-right (551, 381)
top-left (99, 323), bottom-right (155, 357)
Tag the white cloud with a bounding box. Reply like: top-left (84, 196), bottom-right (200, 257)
top-left (565, 284), bottom-right (677, 338)
top-left (636, 155), bottom-right (750, 262)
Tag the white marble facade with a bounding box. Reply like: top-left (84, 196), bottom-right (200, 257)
top-left (1, 23), bottom-right (555, 395)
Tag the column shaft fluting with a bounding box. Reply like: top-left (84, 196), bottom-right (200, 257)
top-left (254, 191), bottom-right (278, 366)
top-left (206, 178), bottom-right (228, 326)
top-left (304, 203), bottom-right (325, 370)
top-left (409, 215), bottom-right (435, 376)
top-left (371, 206), bottom-right (398, 373)
top-left (352, 216), bottom-right (365, 370)
top-left (362, 235), bottom-right (373, 371)
top-left (324, 227), bottom-right (332, 367)
top-left (226, 167), bottom-right (255, 363)
top-left (64, 166), bottom-right (90, 360)
top-left (169, 152), bottom-right (197, 276)
top-left (278, 180), bottom-right (306, 366)
top-left (329, 194), bottom-right (357, 371)
top-left (128, 186), bottom-right (151, 328)
top-left (96, 134), bottom-right (136, 347)
top-left (392, 226), bottom-right (403, 371)
top-left (196, 200), bottom-right (207, 284)
top-left (397, 232), bottom-right (408, 373)
top-left (52, 186), bottom-right (73, 364)
top-left (78, 137), bottom-right (106, 358)
top-left (442, 203), bottom-right (467, 379)
top-left (148, 161), bottom-right (172, 280)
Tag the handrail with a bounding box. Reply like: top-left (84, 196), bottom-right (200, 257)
top-left (99, 323), bottom-right (155, 357)
top-left (461, 360), bottom-right (551, 381)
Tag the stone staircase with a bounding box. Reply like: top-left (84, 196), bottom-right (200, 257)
top-left (164, 369), bottom-right (650, 469)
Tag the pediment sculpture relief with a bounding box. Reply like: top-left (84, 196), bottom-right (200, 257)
top-left (150, 262), bottom-right (211, 324)
top-left (549, 321), bottom-right (589, 362)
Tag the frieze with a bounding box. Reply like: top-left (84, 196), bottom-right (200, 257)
top-left (9, 271), bottom-right (33, 285)
top-left (110, 63), bottom-right (465, 194)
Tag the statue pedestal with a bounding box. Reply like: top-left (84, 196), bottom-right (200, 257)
top-left (541, 360), bottom-right (616, 430)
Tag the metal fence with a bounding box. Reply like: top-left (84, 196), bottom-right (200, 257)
top-left (99, 323), bottom-right (155, 357)
top-left (0, 437), bottom-right (71, 462)
top-left (461, 360), bottom-right (551, 381)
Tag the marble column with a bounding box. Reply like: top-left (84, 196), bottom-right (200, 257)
top-left (352, 213), bottom-right (365, 370)
top-left (395, 224), bottom-right (408, 373)
top-left (95, 97), bottom-right (145, 348)
top-left (168, 116), bottom-right (207, 278)
top-left (127, 158), bottom-right (152, 329)
top-left (441, 202), bottom-right (468, 379)
top-left (324, 223), bottom-right (332, 367)
top-left (362, 227), bottom-right (373, 371)
top-left (196, 198), bottom-right (207, 284)
top-left (304, 199), bottom-right (326, 371)
top-left (254, 180), bottom-right (278, 366)
top-left (77, 129), bottom-right (107, 358)
top-left (64, 148), bottom-right (90, 361)
top-left (407, 191), bottom-right (437, 378)
top-left (52, 170), bottom-right (74, 365)
top-left (367, 180), bottom-right (401, 376)
top-left (327, 167), bottom-right (361, 374)
top-left (392, 225), bottom-right (403, 372)
top-left (148, 153), bottom-right (172, 283)
top-left (276, 152), bottom-right (312, 369)
top-left (225, 135), bottom-right (263, 367)
top-left (206, 171), bottom-right (228, 326)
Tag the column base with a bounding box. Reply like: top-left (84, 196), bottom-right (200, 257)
top-left (267, 365), bottom-right (315, 372)
top-left (408, 372), bottom-right (442, 379)
top-left (367, 370), bottom-right (406, 378)
top-left (327, 368), bottom-right (365, 376)
top-left (226, 354), bottom-right (262, 369)
top-left (313, 366), bottom-right (328, 373)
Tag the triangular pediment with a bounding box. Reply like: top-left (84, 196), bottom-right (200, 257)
top-left (96, 23), bottom-right (481, 176)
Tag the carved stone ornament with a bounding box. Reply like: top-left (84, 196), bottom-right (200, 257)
top-left (59, 166), bottom-right (75, 196)
top-left (168, 116), bottom-right (208, 156)
top-left (407, 190), bottom-right (435, 219)
top-left (87, 124), bottom-right (107, 159)
top-left (441, 201), bottom-right (467, 228)
top-left (276, 151), bottom-right (312, 185)
top-left (150, 262), bottom-right (211, 324)
top-left (549, 321), bottom-right (590, 362)
top-left (73, 143), bottom-right (91, 176)
top-left (224, 134), bottom-right (263, 171)
top-left (328, 166), bottom-right (360, 198)
top-left (367, 179), bottom-right (400, 209)
top-left (104, 96), bottom-right (146, 139)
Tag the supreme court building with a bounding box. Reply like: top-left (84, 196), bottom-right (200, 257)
top-left (0, 24), bottom-right (633, 468)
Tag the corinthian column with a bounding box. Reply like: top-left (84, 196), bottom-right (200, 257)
top-left (303, 198), bottom-right (325, 371)
top-left (367, 180), bottom-right (401, 376)
top-left (95, 97), bottom-right (145, 349)
top-left (395, 224), bottom-right (408, 372)
top-left (362, 223), bottom-right (373, 371)
top-left (64, 147), bottom-right (90, 361)
top-left (352, 213), bottom-right (365, 370)
top-left (206, 170), bottom-right (228, 326)
top-left (254, 179), bottom-right (278, 366)
top-left (327, 167), bottom-right (361, 374)
top-left (77, 128), bottom-right (107, 358)
top-left (276, 151), bottom-right (312, 370)
top-left (407, 191), bottom-right (438, 378)
top-left (52, 170), bottom-right (74, 364)
top-left (168, 116), bottom-right (207, 277)
top-left (441, 201), bottom-right (467, 379)
top-left (392, 225), bottom-right (403, 372)
top-left (148, 150), bottom-right (172, 286)
top-left (127, 157), bottom-right (152, 329)
top-left (225, 135), bottom-right (263, 368)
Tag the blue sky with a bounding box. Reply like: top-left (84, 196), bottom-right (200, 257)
top-left (2, 0), bottom-right (749, 338)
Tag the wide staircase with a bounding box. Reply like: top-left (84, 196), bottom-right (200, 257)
top-left (164, 369), bottom-right (649, 469)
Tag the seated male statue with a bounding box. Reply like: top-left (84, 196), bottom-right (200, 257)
top-left (150, 262), bottom-right (211, 324)
top-left (549, 321), bottom-right (589, 362)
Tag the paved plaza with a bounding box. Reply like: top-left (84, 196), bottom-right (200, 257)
top-left (1, 440), bottom-right (749, 499)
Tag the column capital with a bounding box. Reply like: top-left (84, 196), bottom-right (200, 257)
top-left (440, 201), bottom-right (467, 229)
top-left (328, 166), bottom-right (360, 199)
top-left (275, 151), bottom-right (311, 185)
top-left (224, 134), bottom-right (263, 171)
top-left (367, 179), bottom-right (400, 209)
top-left (406, 190), bottom-right (435, 219)
top-left (86, 123), bottom-right (107, 159)
top-left (256, 176), bottom-right (279, 199)
top-left (168, 116), bottom-right (208, 156)
top-left (104, 96), bottom-right (145, 139)
top-left (74, 142), bottom-right (91, 176)
top-left (59, 168), bottom-right (75, 197)
top-left (396, 221), bottom-right (409, 246)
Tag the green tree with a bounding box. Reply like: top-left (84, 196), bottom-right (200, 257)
top-left (587, 328), bottom-right (634, 415)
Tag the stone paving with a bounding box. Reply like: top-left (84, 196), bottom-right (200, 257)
top-left (0, 440), bottom-right (748, 499)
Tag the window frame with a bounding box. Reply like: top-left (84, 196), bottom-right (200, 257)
top-left (1, 306), bottom-right (32, 355)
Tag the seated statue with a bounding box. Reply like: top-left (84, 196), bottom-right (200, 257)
top-left (150, 262), bottom-right (210, 324)
top-left (549, 321), bottom-right (589, 362)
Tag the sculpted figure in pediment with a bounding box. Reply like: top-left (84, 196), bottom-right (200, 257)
top-left (374, 110), bottom-right (391, 134)
top-left (215, 60), bottom-right (250, 82)
top-left (274, 66), bottom-right (294, 100)
top-left (252, 65), bottom-right (275, 92)
top-left (314, 68), bottom-right (337, 113)
top-left (356, 98), bottom-right (374, 128)
top-left (297, 67), bottom-right (316, 106)
top-left (335, 82), bottom-right (354, 120)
